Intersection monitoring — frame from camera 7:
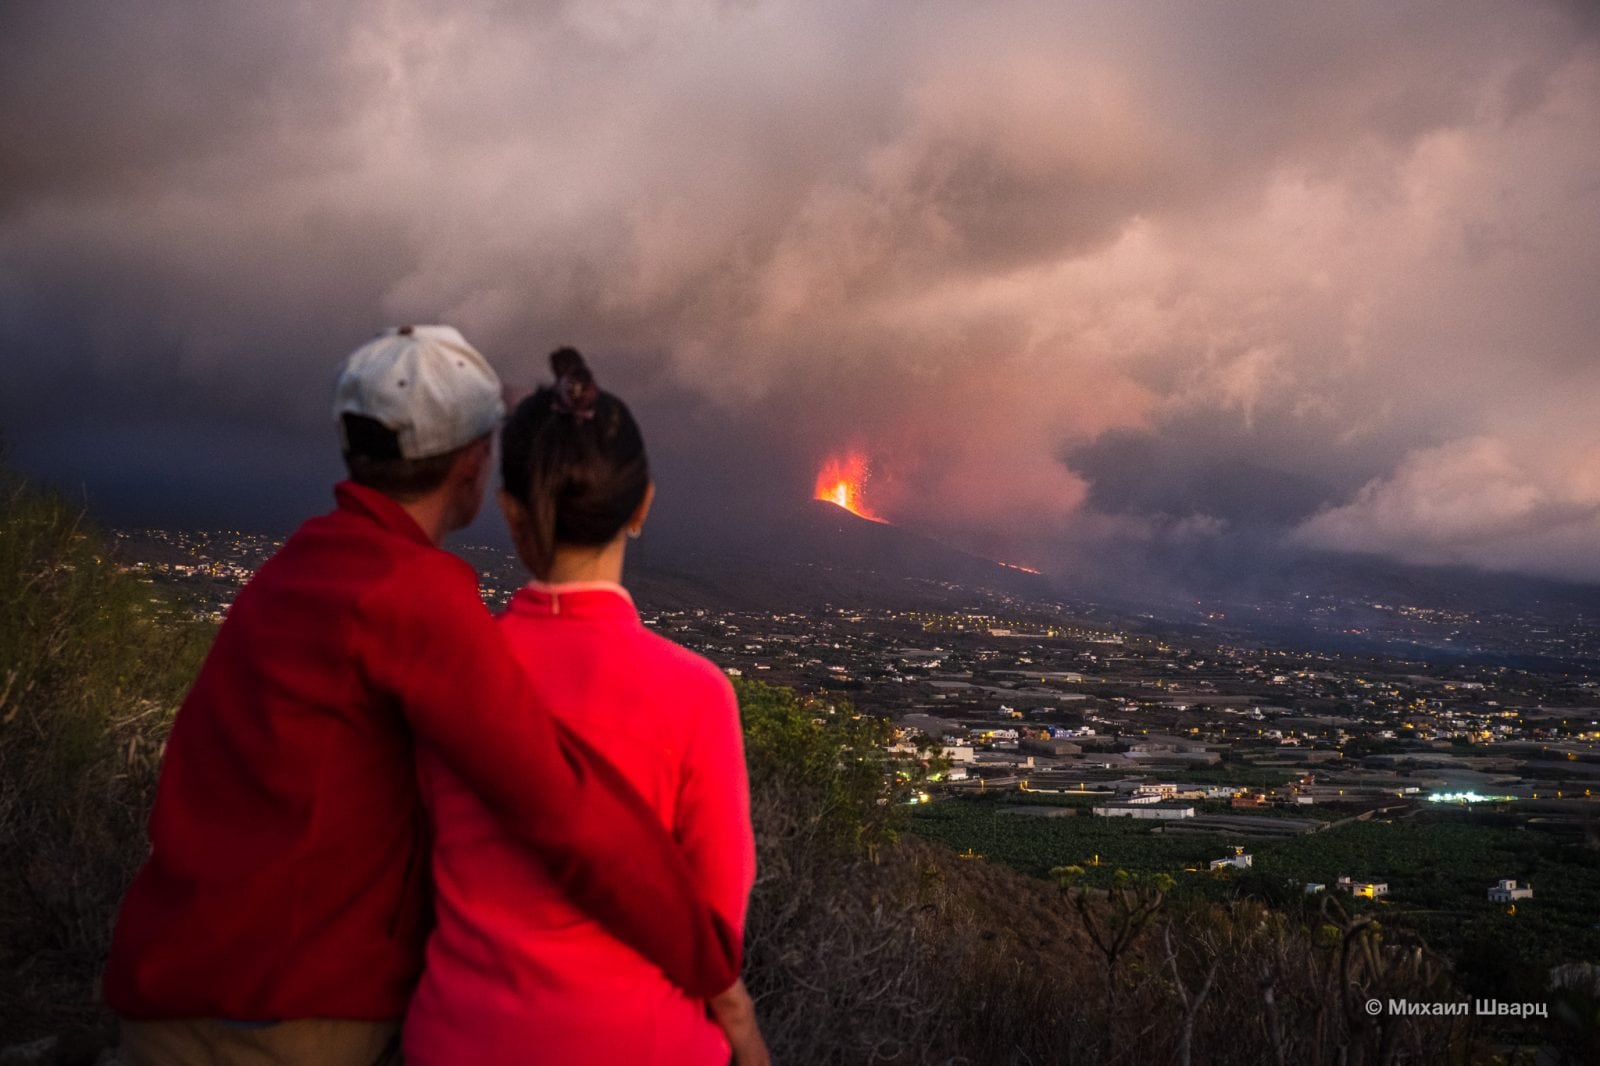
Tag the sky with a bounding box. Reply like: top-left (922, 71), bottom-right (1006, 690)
top-left (3, 0), bottom-right (1599, 584)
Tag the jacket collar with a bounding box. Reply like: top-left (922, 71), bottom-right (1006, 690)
top-left (510, 580), bottom-right (638, 621)
top-left (333, 481), bottom-right (434, 548)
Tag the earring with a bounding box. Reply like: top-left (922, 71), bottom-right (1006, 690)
top-left (627, 526), bottom-right (642, 540)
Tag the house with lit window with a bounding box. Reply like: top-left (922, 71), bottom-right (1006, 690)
top-left (1209, 846), bottom-right (1253, 871)
top-left (1487, 879), bottom-right (1532, 903)
top-left (1335, 876), bottom-right (1388, 899)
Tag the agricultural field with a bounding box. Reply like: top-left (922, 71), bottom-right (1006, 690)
top-left (908, 793), bottom-right (1236, 879)
top-left (909, 794), bottom-right (1600, 999)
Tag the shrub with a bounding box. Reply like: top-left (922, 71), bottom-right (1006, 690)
top-left (735, 680), bottom-right (968, 1060)
top-left (735, 678), bottom-right (934, 853)
top-left (0, 463), bottom-right (210, 1039)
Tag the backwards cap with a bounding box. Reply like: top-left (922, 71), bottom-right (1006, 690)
top-left (334, 325), bottom-right (504, 460)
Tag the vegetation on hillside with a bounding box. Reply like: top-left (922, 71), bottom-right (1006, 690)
top-left (0, 462), bottom-right (211, 1040)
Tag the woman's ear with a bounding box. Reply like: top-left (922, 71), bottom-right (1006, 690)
top-left (627, 482), bottom-right (656, 536)
top-left (497, 489), bottom-right (523, 536)
top-left (499, 489), bottom-right (551, 579)
top-left (499, 490), bottom-right (546, 575)
top-left (498, 490), bottom-right (533, 556)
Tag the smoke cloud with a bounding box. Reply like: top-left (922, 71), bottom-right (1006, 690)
top-left (3, 0), bottom-right (1598, 578)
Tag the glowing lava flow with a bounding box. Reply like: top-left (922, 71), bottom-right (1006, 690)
top-left (813, 453), bottom-right (886, 522)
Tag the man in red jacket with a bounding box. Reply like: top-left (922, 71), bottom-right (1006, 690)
top-left (105, 326), bottom-right (740, 1064)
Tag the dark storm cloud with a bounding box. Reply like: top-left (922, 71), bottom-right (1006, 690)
top-left (1069, 425), bottom-right (1346, 530)
top-left (3, 0), bottom-right (1599, 579)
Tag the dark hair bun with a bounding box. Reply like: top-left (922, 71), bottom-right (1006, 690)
top-left (549, 346), bottom-right (599, 420)
top-left (550, 346), bottom-right (592, 383)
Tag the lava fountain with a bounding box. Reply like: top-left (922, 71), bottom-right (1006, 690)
top-left (813, 453), bottom-right (886, 523)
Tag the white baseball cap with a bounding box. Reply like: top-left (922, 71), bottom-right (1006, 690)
top-left (334, 325), bottom-right (505, 460)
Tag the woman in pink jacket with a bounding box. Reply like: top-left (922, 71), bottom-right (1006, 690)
top-left (403, 349), bottom-right (767, 1065)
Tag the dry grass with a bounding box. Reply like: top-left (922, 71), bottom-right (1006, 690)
top-left (743, 821), bottom-right (1492, 1065)
top-left (0, 466), bottom-right (209, 1042)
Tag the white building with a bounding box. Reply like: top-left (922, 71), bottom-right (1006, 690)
top-left (1487, 879), bottom-right (1533, 903)
top-left (1092, 802), bottom-right (1195, 820)
top-left (1209, 846), bottom-right (1253, 871)
top-left (1335, 876), bottom-right (1389, 899)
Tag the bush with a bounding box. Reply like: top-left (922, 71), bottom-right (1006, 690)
top-left (0, 463), bottom-right (210, 1039)
top-left (736, 680), bottom-right (965, 1060)
top-left (735, 679), bottom-right (933, 853)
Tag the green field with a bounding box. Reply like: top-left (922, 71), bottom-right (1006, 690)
top-left (910, 794), bottom-right (1600, 998)
top-left (910, 795), bottom-right (1232, 877)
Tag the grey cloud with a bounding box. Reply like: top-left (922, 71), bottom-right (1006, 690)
top-left (3, 0), bottom-right (1599, 582)
top-left (0, 2), bottom-right (373, 211)
top-left (1069, 425), bottom-right (1348, 530)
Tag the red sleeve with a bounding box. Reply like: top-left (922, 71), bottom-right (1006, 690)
top-left (674, 668), bottom-right (757, 934)
top-left (356, 560), bottom-right (739, 997)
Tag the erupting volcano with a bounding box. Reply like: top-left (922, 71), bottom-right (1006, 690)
top-left (813, 453), bottom-right (886, 523)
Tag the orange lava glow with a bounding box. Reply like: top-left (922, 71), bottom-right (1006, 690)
top-left (814, 453), bottom-right (886, 522)
top-left (999, 561), bottom-right (1042, 575)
